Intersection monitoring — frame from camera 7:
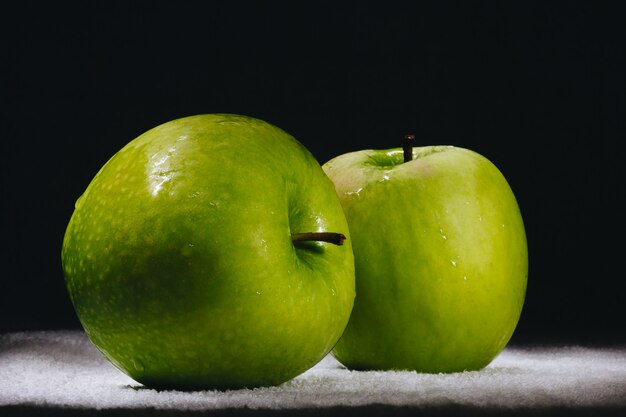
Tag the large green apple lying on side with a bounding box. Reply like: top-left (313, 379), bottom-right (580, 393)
top-left (61, 114), bottom-right (355, 390)
top-left (322, 141), bottom-right (527, 372)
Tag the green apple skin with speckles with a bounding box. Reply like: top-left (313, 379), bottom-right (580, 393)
top-left (322, 146), bottom-right (527, 372)
top-left (62, 114), bottom-right (354, 390)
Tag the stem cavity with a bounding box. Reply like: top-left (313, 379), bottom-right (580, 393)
top-left (291, 232), bottom-right (346, 246)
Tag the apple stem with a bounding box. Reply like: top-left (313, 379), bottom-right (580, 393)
top-left (403, 134), bottom-right (415, 162)
top-left (291, 232), bottom-right (346, 246)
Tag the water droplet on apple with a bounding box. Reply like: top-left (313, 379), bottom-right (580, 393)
top-left (450, 259), bottom-right (457, 267)
top-left (439, 228), bottom-right (447, 240)
top-left (378, 173), bottom-right (391, 183)
top-left (463, 276), bottom-right (468, 280)
top-left (256, 291), bottom-right (262, 295)
top-left (132, 358), bottom-right (145, 373)
top-left (345, 187), bottom-right (363, 198)
top-left (75, 194), bottom-right (85, 209)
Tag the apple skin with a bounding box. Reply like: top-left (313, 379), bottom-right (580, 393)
top-left (322, 146), bottom-right (527, 372)
top-left (61, 114), bottom-right (355, 390)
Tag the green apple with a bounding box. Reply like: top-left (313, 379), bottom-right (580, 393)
top-left (61, 114), bottom-right (354, 390)
top-left (322, 140), bottom-right (527, 372)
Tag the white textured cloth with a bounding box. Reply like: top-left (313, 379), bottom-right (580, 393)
top-left (1, 331), bottom-right (625, 415)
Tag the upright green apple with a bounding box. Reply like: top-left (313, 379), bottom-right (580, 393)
top-left (61, 114), bottom-right (355, 390)
top-left (322, 141), bottom-right (527, 372)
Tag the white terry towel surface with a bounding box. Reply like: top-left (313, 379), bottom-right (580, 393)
top-left (0, 331), bottom-right (625, 414)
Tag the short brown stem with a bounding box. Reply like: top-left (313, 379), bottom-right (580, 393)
top-left (403, 134), bottom-right (415, 162)
top-left (291, 232), bottom-right (346, 246)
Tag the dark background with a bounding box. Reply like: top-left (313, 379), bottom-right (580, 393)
top-left (2, 1), bottom-right (624, 345)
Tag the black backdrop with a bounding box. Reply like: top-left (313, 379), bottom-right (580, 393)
top-left (2, 1), bottom-right (624, 345)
